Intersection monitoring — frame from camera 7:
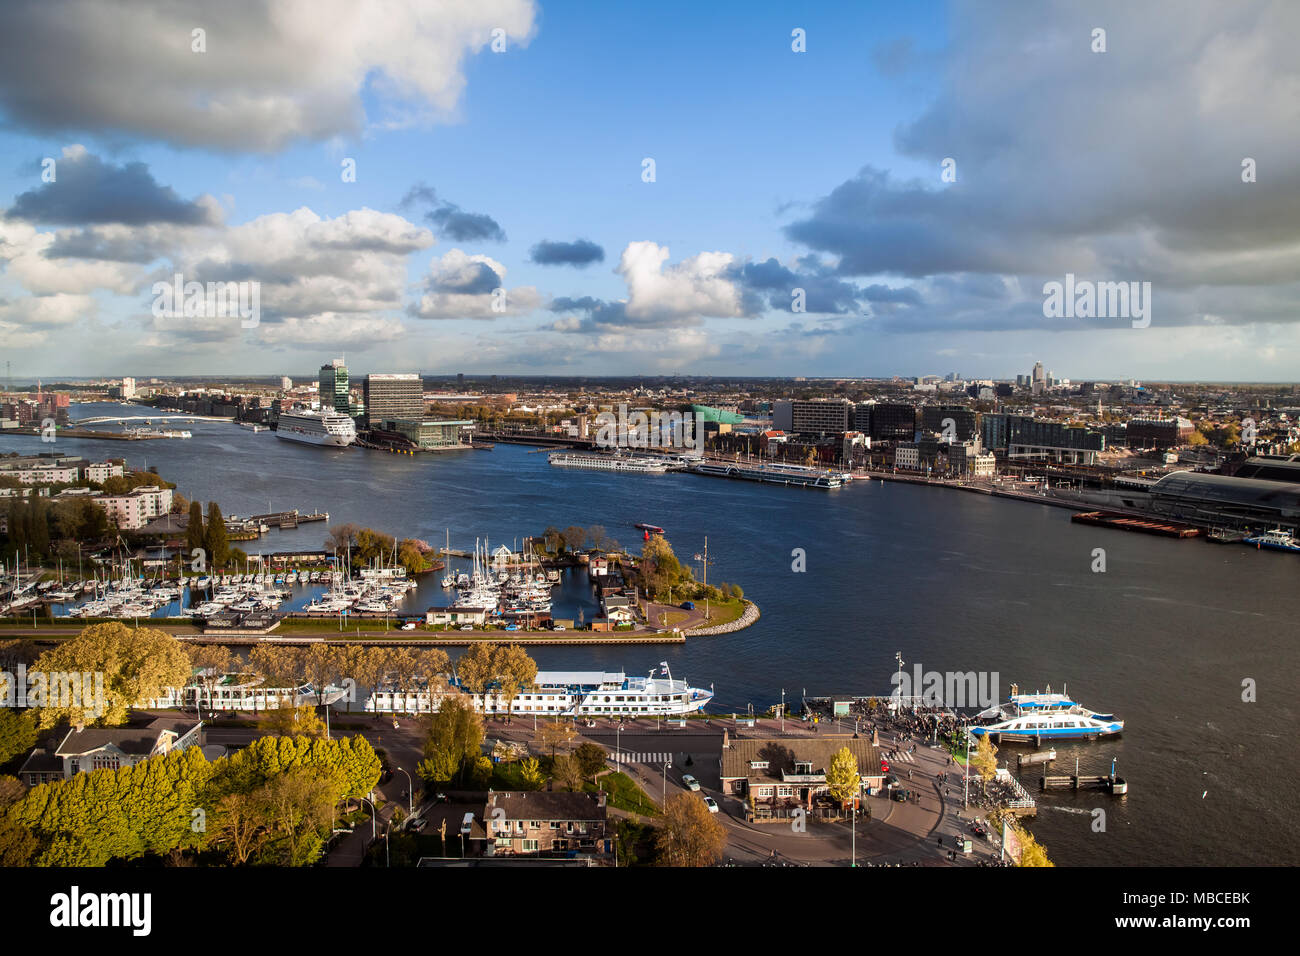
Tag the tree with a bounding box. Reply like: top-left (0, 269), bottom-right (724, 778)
top-left (494, 644), bottom-right (537, 720)
top-left (551, 754), bottom-right (584, 792)
top-left (0, 708), bottom-right (39, 765)
top-left (204, 502), bottom-right (229, 569)
top-left (33, 622), bottom-right (191, 728)
top-left (186, 500), bottom-right (205, 554)
top-left (825, 746), bottom-right (861, 806)
top-left (417, 697), bottom-right (483, 786)
top-left (537, 720), bottom-right (577, 756)
top-left (655, 793), bottom-right (727, 867)
top-left (971, 734), bottom-right (999, 783)
top-left (519, 757), bottom-right (544, 790)
top-left (575, 741), bottom-right (607, 784)
top-left (264, 700), bottom-right (327, 738)
top-left (456, 643), bottom-right (498, 709)
top-left (640, 535), bottom-right (689, 601)
top-left (185, 644), bottom-right (233, 712)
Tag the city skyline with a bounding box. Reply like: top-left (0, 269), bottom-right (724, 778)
top-left (2, 1), bottom-right (1299, 381)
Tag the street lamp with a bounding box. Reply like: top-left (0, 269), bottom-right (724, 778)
top-left (359, 796), bottom-right (378, 842)
top-left (395, 767), bottom-right (414, 817)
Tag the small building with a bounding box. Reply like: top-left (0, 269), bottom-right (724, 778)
top-left (719, 737), bottom-right (882, 822)
top-left (484, 790), bottom-right (610, 859)
top-left (19, 717), bottom-right (202, 783)
top-left (426, 606), bottom-right (491, 627)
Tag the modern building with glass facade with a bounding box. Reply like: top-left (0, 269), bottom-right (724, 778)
top-left (374, 419), bottom-right (474, 450)
top-left (858, 402), bottom-right (916, 442)
top-left (319, 359), bottom-right (350, 415)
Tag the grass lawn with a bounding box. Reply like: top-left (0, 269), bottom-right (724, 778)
top-left (689, 598), bottom-right (747, 629)
top-left (587, 771), bottom-right (661, 817)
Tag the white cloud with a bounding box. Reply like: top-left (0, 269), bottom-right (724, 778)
top-left (618, 241), bottom-right (744, 322)
top-left (0, 0), bottom-right (539, 151)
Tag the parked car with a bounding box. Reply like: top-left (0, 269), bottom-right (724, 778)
top-left (504, 624), bottom-right (519, 631)
top-left (682, 774), bottom-right (701, 792)
top-left (552, 625), bottom-right (566, 632)
top-left (407, 817), bottom-right (428, 832)
top-left (400, 622), bottom-right (417, 630)
top-left (460, 624), bottom-right (474, 630)
top-left (460, 812), bottom-right (475, 835)
top-left (702, 795), bottom-right (719, 813)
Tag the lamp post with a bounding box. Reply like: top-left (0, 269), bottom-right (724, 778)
top-left (851, 803), bottom-right (857, 867)
top-left (396, 767), bottom-right (414, 817)
top-left (359, 796), bottom-right (378, 843)
top-left (662, 761), bottom-right (668, 808)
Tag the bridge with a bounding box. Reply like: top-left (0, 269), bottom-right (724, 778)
top-left (71, 414), bottom-right (235, 425)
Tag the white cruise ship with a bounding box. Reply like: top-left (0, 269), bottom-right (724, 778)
top-left (549, 452), bottom-right (671, 474)
top-left (365, 668), bottom-right (713, 716)
top-left (276, 407), bottom-right (356, 447)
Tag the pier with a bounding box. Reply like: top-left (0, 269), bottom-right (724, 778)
top-left (1040, 773), bottom-right (1128, 795)
top-left (247, 509), bottom-right (329, 529)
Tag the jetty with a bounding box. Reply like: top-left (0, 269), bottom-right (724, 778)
top-left (1040, 773), bottom-right (1128, 795)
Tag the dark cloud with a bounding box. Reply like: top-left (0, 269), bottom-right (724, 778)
top-left (432, 259), bottom-right (503, 294)
top-left (529, 238), bottom-right (605, 266)
top-left (46, 229), bottom-right (168, 262)
top-left (399, 180), bottom-right (505, 242)
top-left (6, 150), bottom-right (215, 226)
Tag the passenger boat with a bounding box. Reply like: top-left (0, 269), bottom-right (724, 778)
top-left (634, 522), bottom-right (665, 534)
top-left (366, 666), bottom-right (713, 716)
top-left (1244, 528), bottom-right (1300, 553)
top-left (972, 684), bottom-right (1123, 743)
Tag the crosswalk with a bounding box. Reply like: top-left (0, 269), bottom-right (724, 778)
top-left (885, 750), bottom-right (917, 764)
top-left (608, 750), bottom-right (673, 767)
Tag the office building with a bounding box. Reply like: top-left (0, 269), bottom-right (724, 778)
top-left (319, 359), bottom-right (350, 415)
top-left (772, 399), bottom-right (852, 436)
top-left (363, 373), bottom-right (424, 426)
top-left (921, 405), bottom-right (978, 442)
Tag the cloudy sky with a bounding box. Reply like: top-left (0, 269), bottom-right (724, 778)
top-left (1, 0), bottom-right (1297, 381)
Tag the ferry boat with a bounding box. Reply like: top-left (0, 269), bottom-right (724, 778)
top-left (275, 407), bottom-right (356, 447)
top-left (548, 452), bottom-right (671, 474)
top-left (366, 666), bottom-right (713, 716)
top-left (1244, 528), bottom-right (1300, 553)
top-left (971, 685), bottom-right (1123, 743)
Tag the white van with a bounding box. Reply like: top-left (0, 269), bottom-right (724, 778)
top-left (460, 812), bottom-right (475, 835)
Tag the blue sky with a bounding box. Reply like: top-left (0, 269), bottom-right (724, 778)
top-left (1, 0), bottom-right (1297, 381)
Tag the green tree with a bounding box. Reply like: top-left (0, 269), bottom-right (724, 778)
top-left (575, 741), bottom-right (607, 784)
top-left (519, 757), bottom-right (544, 790)
top-left (0, 707), bottom-right (40, 765)
top-left (33, 622), bottom-right (191, 728)
top-left (825, 746), bottom-right (861, 806)
top-left (186, 500), bottom-right (205, 554)
top-left (417, 697), bottom-right (483, 786)
top-left (971, 734), bottom-right (999, 783)
top-left (495, 644), bottom-right (537, 720)
top-left (204, 502), bottom-right (229, 569)
top-left (456, 643), bottom-right (498, 708)
top-left (264, 700), bottom-right (327, 738)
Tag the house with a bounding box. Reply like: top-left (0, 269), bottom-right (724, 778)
top-left (426, 606), bottom-right (491, 627)
top-left (19, 717), bottom-right (202, 784)
top-left (601, 594), bottom-right (637, 624)
top-left (484, 790), bottom-right (610, 859)
top-left (719, 736), bottom-right (882, 822)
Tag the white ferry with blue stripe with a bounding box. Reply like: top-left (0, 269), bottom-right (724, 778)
top-left (971, 684), bottom-right (1123, 743)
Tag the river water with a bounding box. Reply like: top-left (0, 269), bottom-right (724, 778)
top-left (10, 402), bottom-right (1299, 866)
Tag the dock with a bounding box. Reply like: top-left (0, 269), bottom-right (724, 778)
top-left (1018, 749), bottom-right (1056, 767)
top-left (1040, 773), bottom-right (1128, 795)
top-left (1071, 511), bottom-right (1201, 538)
top-left (248, 509), bottom-right (329, 529)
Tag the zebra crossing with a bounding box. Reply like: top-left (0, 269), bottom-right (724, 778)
top-left (885, 749), bottom-right (916, 764)
top-left (608, 750), bottom-right (673, 767)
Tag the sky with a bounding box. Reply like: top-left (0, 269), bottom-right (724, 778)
top-left (0, 0), bottom-right (1298, 382)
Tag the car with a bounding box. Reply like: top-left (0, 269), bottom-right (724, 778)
top-left (460, 624), bottom-right (474, 630)
top-left (407, 817), bottom-right (427, 832)
top-left (400, 622), bottom-right (417, 630)
top-left (682, 774), bottom-right (701, 792)
top-left (552, 625), bottom-right (566, 632)
top-left (702, 795), bottom-right (719, 813)
top-left (680, 601), bottom-right (695, 610)
top-left (504, 624), bottom-right (519, 631)
top-left (460, 811), bottom-right (475, 835)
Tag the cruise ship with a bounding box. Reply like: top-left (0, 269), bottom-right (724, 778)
top-left (275, 407), bottom-right (356, 447)
top-left (549, 452), bottom-right (671, 474)
top-left (971, 685), bottom-right (1123, 743)
top-left (365, 667), bottom-right (713, 716)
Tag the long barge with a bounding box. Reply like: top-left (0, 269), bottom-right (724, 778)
top-left (692, 461), bottom-right (842, 489)
top-left (1070, 510), bottom-right (1200, 538)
